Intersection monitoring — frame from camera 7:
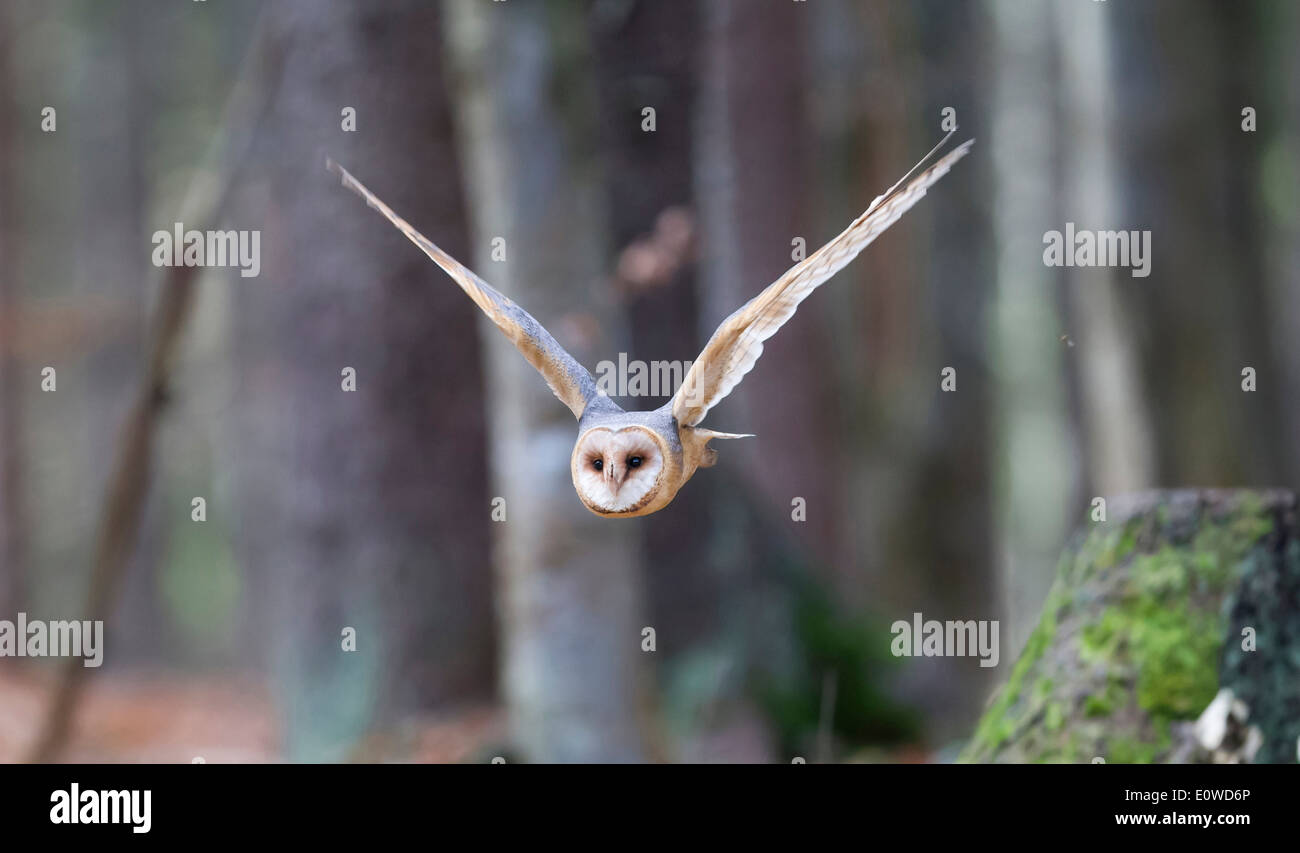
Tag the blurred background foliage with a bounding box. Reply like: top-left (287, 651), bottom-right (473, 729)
top-left (0, 0), bottom-right (1296, 763)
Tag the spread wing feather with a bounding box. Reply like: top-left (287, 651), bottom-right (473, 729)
top-left (328, 159), bottom-right (601, 419)
top-left (671, 138), bottom-right (973, 427)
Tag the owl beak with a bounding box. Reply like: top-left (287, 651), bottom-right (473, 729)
top-left (603, 462), bottom-right (621, 490)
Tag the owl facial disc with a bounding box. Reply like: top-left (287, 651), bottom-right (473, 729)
top-left (571, 427), bottom-right (666, 516)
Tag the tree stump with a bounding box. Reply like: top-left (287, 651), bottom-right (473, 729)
top-left (962, 489), bottom-right (1300, 763)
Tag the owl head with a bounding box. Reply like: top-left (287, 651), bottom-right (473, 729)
top-left (570, 426), bottom-right (671, 517)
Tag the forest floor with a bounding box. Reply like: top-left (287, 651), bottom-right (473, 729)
top-left (0, 664), bottom-right (504, 763)
top-left (1, 664), bottom-right (937, 762)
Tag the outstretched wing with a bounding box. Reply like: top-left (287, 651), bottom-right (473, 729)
top-left (328, 159), bottom-right (602, 420)
top-left (671, 137), bottom-right (973, 427)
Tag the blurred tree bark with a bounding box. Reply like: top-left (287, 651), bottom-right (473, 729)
top-left (73, 1), bottom-right (165, 665)
top-left (1056, 0), bottom-right (1155, 496)
top-left (236, 0), bottom-right (495, 760)
top-left (444, 0), bottom-right (654, 762)
top-left (806, 0), bottom-right (1003, 741)
top-left (886, 0), bottom-right (1000, 741)
top-left (0, 4), bottom-right (22, 613)
top-left (1103, 0), bottom-right (1283, 487)
top-left (589, 1), bottom-right (723, 663)
top-left (689, 1), bottom-right (831, 760)
top-left (1267, 0), bottom-right (1300, 485)
top-left (810, 0), bottom-right (912, 612)
top-left (695, 0), bottom-right (840, 571)
top-left (695, 0), bottom-right (1000, 743)
top-left (986, 0), bottom-right (1079, 657)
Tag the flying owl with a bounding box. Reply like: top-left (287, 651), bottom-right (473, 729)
top-left (327, 135), bottom-right (971, 518)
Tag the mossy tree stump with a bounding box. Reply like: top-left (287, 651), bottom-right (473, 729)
top-left (962, 490), bottom-right (1300, 763)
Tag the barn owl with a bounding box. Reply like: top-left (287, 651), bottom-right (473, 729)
top-left (327, 135), bottom-right (971, 518)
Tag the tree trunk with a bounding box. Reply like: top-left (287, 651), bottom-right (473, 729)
top-left (898, 0), bottom-right (1000, 740)
top-left (1268, 0), bottom-right (1300, 487)
top-left (986, 0), bottom-right (1080, 658)
top-left (695, 0), bottom-right (840, 569)
top-left (1056, 0), bottom-right (1155, 495)
top-left (443, 0), bottom-right (654, 763)
top-left (807, 0), bottom-right (914, 613)
top-left (963, 489), bottom-right (1300, 764)
top-left (589, 0), bottom-right (722, 665)
top-left (236, 0), bottom-right (496, 760)
top-left (1105, 0), bottom-right (1282, 486)
top-left (0, 1), bottom-right (21, 613)
top-left (73, 0), bottom-right (163, 666)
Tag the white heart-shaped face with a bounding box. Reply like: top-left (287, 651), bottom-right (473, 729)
top-left (571, 427), bottom-right (665, 514)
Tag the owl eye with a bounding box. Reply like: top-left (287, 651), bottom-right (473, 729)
top-left (591, 459), bottom-right (603, 471)
top-left (627, 455), bottom-right (643, 469)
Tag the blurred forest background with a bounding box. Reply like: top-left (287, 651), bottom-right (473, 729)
top-left (0, 0), bottom-right (1295, 763)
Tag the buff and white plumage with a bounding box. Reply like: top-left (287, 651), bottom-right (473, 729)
top-left (328, 135), bottom-right (972, 517)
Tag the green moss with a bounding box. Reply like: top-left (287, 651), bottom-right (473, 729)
top-left (1108, 736), bottom-right (1158, 764)
top-left (1106, 720), bottom-right (1173, 764)
top-left (964, 588), bottom-right (1060, 757)
top-left (1110, 505), bottom-right (1275, 720)
top-left (1082, 677), bottom-right (1127, 718)
top-left (1083, 695), bottom-right (1111, 717)
top-left (1079, 607), bottom-right (1124, 664)
top-left (1092, 519), bottom-right (1143, 573)
top-left (1128, 601), bottom-right (1221, 717)
top-left (1132, 548), bottom-right (1190, 598)
top-left (1115, 522), bottom-right (1139, 563)
top-left (1078, 564), bottom-right (1222, 719)
top-left (1190, 509), bottom-right (1273, 588)
top-left (1080, 527), bottom-right (1239, 720)
top-left (1221, 496), bottom-right (1270, 545)
top-left (1094, 528), bottom-right (1122, 572)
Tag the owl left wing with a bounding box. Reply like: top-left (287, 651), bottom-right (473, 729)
top-left (328, 160), bottom-right (602, 420)
top-left (671, 137), bottom-right (973, 428)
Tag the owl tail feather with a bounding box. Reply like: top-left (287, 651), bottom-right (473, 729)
top-left (697, 429), bottom-right (755, 441)
top-left (692, 428), bottom-right (755, 469)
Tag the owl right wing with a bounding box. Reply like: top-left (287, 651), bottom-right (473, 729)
top-left (671, 136), bottom-right (973, 428)
top-left (328, 160), bottom-right (603, 420)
